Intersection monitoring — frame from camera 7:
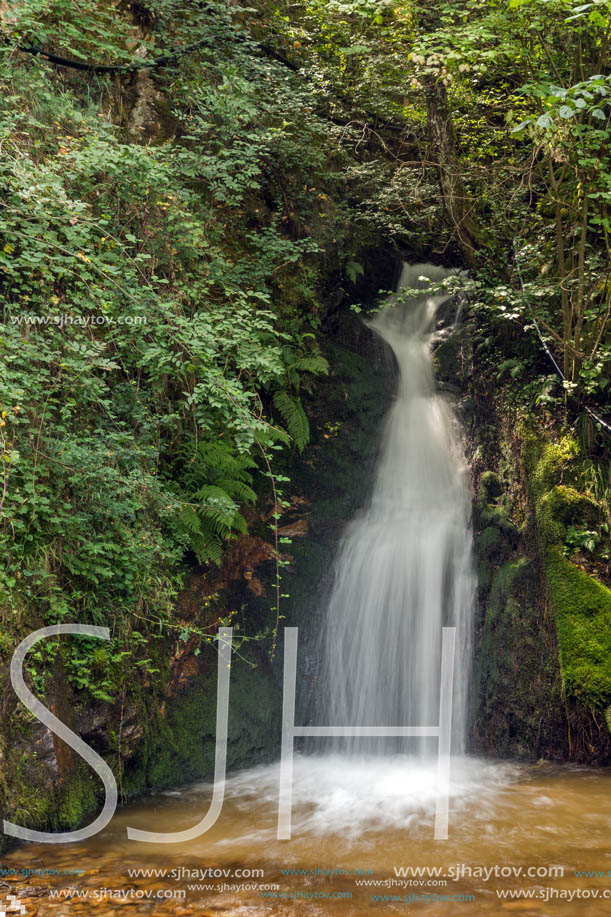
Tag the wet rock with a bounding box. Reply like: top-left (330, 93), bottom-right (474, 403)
top-left (15, 887), bottom-right (50, 897)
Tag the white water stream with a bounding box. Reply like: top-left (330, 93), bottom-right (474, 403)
top-left (319, 263), bottom-right (474, 753)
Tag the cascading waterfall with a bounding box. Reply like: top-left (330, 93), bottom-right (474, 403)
top-left (320, 263), bottom-right (474, 754)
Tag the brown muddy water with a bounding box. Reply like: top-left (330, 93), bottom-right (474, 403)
top-left (2, 755), bottom-right (611, 915)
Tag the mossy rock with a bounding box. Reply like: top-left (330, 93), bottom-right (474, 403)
top-left (0, 765), bottom-right (98, 855)
top-left (522, 431), bottom-right (579, 495)
top-left (477, 525), bottom-right (503, 559)
top-left (56, 771), bottom-right (98, 830)
top-left (475, 525), bottom-right (511, 591)
top-left (473, 557), bottom-right (564, 759)
top-left (478, 470), bottom-right (505, 503)
top-left (434, 331), bottom-right (462, 381)
top-left (486, 557), bottom-right (530, 626)
top-left (124, 653), bottom-right (280, 793)
top-left (522, 427), bottom-right (611, 716)
top-left (537, 485), bottom-right (599, 549)
top-left (477, 503), bottom-right (518, 535)
top-left (545, 546), bottom-right (611, 711)
top-left (474, 469), bottom-right (517, 537)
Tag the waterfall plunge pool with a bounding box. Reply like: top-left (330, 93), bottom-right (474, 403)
top-left (4, 755), bottom-right (611, 915)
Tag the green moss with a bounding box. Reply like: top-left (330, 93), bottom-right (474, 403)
top-left (124, 652), bottom-right (280, 793)
top-left (10, 787), bottom-right (54, 832)
top-left (537, 485), bottom-right (599, 548)
top-left (478, 471), bottom-right (505, 503)
top-left (56, 773), bottom-right (97, 830)
top-left (477, 503), bottom-right (517, 534)
top-left (545, 546), bottom-right (611, 708)
top-left (486, 557), bottom-right (530, 625)
top-left (523, 428), bottom-right (611, 712)
top-left (473, 466), bottom-right (518, 591)
top-left (0, 765), bottom-right (98, 854)
top-left (475, 468), bottom-right (517, 535)
top-left (0, 628), bottom-right (14, 658)
top-left (477, 525), bottom-right (503, 559)
top-left (523, 431), bottom-right (579, 496)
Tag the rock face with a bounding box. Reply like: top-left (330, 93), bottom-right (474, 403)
top-left (125, 48), bottom-right (177, 143)
top-left (433, 306), bottom-right (611, 764)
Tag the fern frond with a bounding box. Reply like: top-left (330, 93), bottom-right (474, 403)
top-left (231, 513), bottom-right (247, 534)
top-left (177, 506), bottom-right (202, 535)
top-left (273, 390), bottom-right (310, 452)
top-left (218, 478), bottom-right (257, 503)
top-left (192, 530), bottom-right (224, 565)
top-left (254, 425), bottom-right (291, 447)
top-left (194, 484), bottom-right (238, 508)
top-left (234, 453), bottom-right (257, 471)
top-left (198, 506), bottom-right (238, 536)
top-left (289, 355), bottom-right (329, 376)
top-left (196, 441), bottom-right (240, 471)
top-left (174, 435), bottom-right (259, 564)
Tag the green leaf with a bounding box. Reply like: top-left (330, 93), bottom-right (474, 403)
top-left (536, 113), bottom-right (553, 129)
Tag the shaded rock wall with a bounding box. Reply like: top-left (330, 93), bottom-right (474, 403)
top-left (435, 310), bottom-right (611, 764)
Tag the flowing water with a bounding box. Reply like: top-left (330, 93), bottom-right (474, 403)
top-left (3, 266), bottom-right (611, 915)
top-left (320, 263), bottom-right (473, 753)
top-left (3, 760), bottom-right (611, 915)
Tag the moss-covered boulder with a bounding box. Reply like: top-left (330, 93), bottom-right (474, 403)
top-left (523, 430), bottom-right (611, 760)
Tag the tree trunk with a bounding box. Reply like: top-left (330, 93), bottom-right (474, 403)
top-left (426, 80), bottom-right (479, 267)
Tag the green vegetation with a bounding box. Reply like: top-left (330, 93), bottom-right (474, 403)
top-left (0, 0), bottom-right (353, 697)
top-left (523, 432), bottom-right (611, 713)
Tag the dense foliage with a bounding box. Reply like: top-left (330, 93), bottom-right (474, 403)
top-left (0, 0), bottom-right (352, 696)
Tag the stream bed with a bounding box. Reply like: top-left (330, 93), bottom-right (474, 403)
top-left (3, 755), bottom-right (611, 915)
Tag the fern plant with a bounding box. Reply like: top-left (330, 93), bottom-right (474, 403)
top-left (271, 343), bottom-right (329, 452)
top-left (174, 440), bottom-right (257, 564)
top-left (273, 391), bottom-right (310, 453)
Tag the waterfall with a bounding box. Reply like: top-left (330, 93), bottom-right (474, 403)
top-left (319, 263), bottom-right (474, 754)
